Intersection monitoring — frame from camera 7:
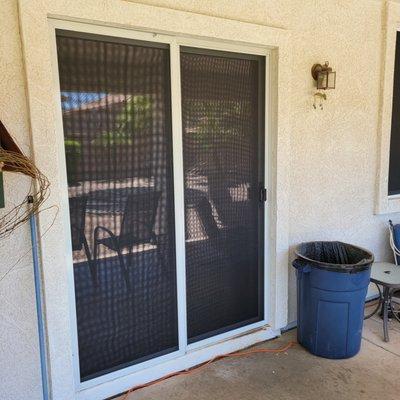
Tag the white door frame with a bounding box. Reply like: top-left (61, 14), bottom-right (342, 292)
top-left (19, 2), bottom-right (291, 399)
top-left (49, 17), bottom-right (272, 390)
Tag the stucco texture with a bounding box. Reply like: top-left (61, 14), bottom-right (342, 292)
top-left (0, 1), bottom-right (42, 400)
top-left (0, 0), bottom-right (396, 399)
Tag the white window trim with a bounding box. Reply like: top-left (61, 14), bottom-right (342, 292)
top-left (376, 1), bottom-right (400, 214)
top-left (18, 1), bottom-right (291, 399)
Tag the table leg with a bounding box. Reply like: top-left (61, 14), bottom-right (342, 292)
top-left (382, 286), bottom-right (390, 342)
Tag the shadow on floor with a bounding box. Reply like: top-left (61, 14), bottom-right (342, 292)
top-left (117, 319), bottom-right (400, 400)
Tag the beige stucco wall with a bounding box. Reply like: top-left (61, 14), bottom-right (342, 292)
top-left (0, 1), bottom-right (43, 400)
top-left (0, 0), bottom-right (396, 399)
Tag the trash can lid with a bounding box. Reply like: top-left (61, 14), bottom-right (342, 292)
top-left (294, 241), bottom-right (374, 273)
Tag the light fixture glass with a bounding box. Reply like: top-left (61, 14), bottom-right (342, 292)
top-left (327, 70), bottom-right (336, 90)
top-left (312, 62), bottom-right (336, 90)
top-left (317, 71), bottom-right (328, 90)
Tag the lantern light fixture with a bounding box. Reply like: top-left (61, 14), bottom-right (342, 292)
top-left (311, 61), bottom-right (336, 90)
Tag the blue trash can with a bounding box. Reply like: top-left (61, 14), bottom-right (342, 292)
top-left (293, 241), bottom-right (373, 359)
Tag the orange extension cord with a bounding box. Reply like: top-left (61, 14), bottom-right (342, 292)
top-left (121, 341), bottom-right (296, 399)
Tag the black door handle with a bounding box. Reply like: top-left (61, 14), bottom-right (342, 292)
top-left (259, 187), bottom-right (267, 202)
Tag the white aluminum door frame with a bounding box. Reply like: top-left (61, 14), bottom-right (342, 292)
top-left (177, 37), bottom-right (270, 352)
top-left (48, 18), bottom-right (273, 397)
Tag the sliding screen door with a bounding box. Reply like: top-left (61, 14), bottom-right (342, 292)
top-left (181, 48), bottom-right (265, 343)
top-left (56, 32), bottom-right (178, 380)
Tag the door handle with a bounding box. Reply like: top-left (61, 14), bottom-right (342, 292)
top-left (259, 187), bottom-right (267, 202)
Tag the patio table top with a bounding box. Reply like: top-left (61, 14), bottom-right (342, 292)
top-left (371, 262), bottom-right (400, 288)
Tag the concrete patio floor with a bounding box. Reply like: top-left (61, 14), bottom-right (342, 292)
top-left (116, 316), bottom-right (400, 400)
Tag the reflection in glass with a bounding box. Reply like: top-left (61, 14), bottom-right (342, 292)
top-left (181, 49), bottom-right (265, 343)
top-left (57, 33), bottom-right (177, 380)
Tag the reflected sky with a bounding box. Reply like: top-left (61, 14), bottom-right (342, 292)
top-left (61, 91), bottom-right (106, 110)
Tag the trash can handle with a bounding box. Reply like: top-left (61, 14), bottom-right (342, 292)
top-left (292, 259), bottom-right (312, 273)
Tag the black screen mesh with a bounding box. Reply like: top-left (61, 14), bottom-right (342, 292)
top-left (181, 48), bottom-right (265, 343)
top-left (56, 32), bottom-right (178, 380)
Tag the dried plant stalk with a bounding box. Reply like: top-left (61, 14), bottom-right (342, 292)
top-left (0, 149), bottom-right (50, 238)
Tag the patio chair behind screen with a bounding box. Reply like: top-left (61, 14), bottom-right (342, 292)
top-left (69, 196), bottom-right (96, 283)
top-left (93, 190), bottom-right (162, 288)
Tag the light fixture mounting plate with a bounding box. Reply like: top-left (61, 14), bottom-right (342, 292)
top-left (311, 62), bottom-right (330, 81)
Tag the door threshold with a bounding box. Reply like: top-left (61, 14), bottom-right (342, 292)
top-left (77, 326), bottom-right (280, 400)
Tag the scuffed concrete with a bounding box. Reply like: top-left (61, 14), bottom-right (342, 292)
top-left (118, 319), bottom-right (400, 400)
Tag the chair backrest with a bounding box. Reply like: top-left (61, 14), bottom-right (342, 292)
top-left (194, 195), bottom-right (220, 238)
top-left (389, 220), bottom-right (400, 265)
top-left (120, 190), bottom-right (161, 242)
top-left (69, 196), bottom-right (88, 251)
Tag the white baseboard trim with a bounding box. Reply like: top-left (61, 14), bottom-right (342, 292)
top-left (78, 326), bottom-right (280, 400)
top-left (282, 320), bottom-right (297, 332)
top-left (366, 293), bottom-right (380, 302)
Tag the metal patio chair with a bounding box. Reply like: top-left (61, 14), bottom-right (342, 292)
top-left (69, 196), bottom-right (97, 284)
top-left (389, 220), bottom-right (400, 265)
top-left (365, 221), bottom-right (400, 341)
top-left (93, 190), bottom-right (162, 289)
top-left (389, 220), bottom-right (400, 318)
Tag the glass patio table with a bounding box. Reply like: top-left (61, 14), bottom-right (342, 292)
top-left (364, 262), bottom-right (400, 342)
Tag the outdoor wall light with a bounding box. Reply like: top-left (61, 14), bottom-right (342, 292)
top-left (311, 61), bottom-right (336, 90)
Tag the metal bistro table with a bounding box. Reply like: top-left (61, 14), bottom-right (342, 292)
top-left (364, 262), bottom-right (400, 342)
